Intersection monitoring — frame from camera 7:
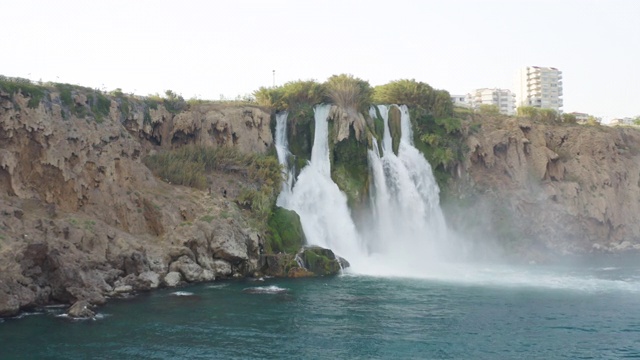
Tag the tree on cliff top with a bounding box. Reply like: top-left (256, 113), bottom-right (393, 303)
top-left (253, 80), bottom-right (324, 114)
top-left (372, 79), bottom-right (453, 118)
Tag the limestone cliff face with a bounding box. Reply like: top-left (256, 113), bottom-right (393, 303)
top-left (0, 89), bottom-right (271, 316)
top-left (122, 103), bottom-right (272, 153)
top-left (450, 116), bottom-right (640, 255)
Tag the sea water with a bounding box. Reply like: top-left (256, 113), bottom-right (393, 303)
top-left (2, 259), bottom-right (640, 359)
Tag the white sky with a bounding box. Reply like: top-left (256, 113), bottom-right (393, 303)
top-left (3, 0), bottom-right (639, 119)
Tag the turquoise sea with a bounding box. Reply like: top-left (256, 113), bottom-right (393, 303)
top-left (2, 259), bottom-right (640, 359)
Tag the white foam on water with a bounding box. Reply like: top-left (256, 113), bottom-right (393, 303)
top-left (206, 283), bottom-right (229, 289)
top-left (242, 285), bottom-right (288, 294)
top-left (170, 291), bottom-right (194, 297)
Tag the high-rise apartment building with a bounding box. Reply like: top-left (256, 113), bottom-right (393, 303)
top-left (516, 66), bottom-right (563, 112)
top-left (468, 88), bottom-right (516, 115)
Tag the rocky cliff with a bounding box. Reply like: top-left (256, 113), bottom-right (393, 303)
top-left (0, 88), bottom-right (277, 316)
top-left (448, 116), bottom-right (640, 257)
top-left (2, 81), bottom-right (640, 316)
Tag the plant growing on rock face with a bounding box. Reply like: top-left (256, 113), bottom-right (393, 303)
top-left (562, 113), bottom-right (578, 124)
top-left (144, 145), bottom-right (283, 220)
top-left (517, 106), bottom-right (538, 118)
top-left (323, 74), bottom-right (373, 114)
top-left (163, 90), bottom-right (187, 114)
top-left (0, 76), bottom-right (47, 109)
top-left (478, 104), bottom-right (500, 116)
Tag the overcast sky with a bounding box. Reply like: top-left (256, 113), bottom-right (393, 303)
top-left (3, 0), bottom-right (639, 119)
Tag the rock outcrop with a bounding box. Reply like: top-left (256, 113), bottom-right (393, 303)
top-left (0, 88), bottom-right (274, 317)
top-left (259, 246), bottom-right (348, 278)
top-left (449, 116), bottom-right (640, 256)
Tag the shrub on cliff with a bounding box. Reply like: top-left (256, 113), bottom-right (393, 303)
top-left (145, 145), bottom-right (283, 221)
top-left (323, 74), bottom-right (373, 113)
top-left (517, 106), bottom-right (560, 123)
top-left (253, 80), bottom-right (324, 115)
top-left (373, 79), bottom-right (453, 119)
top-left (0, 76), bottom-right (47, 108)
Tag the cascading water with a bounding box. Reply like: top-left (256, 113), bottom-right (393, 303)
top-left (276, 104), bottom-right (457, 277)
top-left (362, 105), bottom-right (452, 276)
top-left (276, 104), bottom-right (364, 266)
top-left (274, 111), bottom-right (294, 203)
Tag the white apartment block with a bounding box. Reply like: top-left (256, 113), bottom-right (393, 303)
top-left (468, 88), bottom-right (516, 115)
top-left (451, 94), bottom-right (471, 108)
top-left (516, 66), bottom-right (563, 112)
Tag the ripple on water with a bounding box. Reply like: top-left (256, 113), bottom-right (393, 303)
top-left (170, 291), bottom-right (194, 297)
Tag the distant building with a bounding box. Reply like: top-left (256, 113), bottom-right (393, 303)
top-left (569, 112), bottom-right (590, 123)
top-left (516, 66), bottom-right (563, 112)
top-left (610, 117), bottom-right (636, 126)
top-left (451, 94), bottom-right (471, 108)
top-left (468, 88), bottom-right (516, 115)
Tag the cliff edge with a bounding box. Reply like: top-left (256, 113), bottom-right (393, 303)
top-left (449, 116), bottom-right (640, 257)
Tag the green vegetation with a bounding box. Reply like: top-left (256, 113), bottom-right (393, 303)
top-left (516, 106), bottom-right (561, 123)
top-left (254, 80), bottom-right (324, 115)
top-left (478, 104), bottom-right (500, 116)
top-left (162, 90), bottom-right (187, 114)
top-left (144, 145), bottom-right (282, 221)
top-left (561, 113), bottom-right (577, 124)
top-left (324, 74), bottom-right (373, 113)
top-left (371, 79), bottom-right (462, 186)
top-left (331, 127), bottom-right (369, 207)
top-left (0, 76), bottom-right (46, 108)
top-left (87, 91), bottom-right (111, 123)
top-left (254, 74), bottom-right (373, 115)
top-left (300, 247), bottom-right (342, 275)
top-left (373, 79), bottom-right (453, 118)
top-left (199, 214), bottom-right (215, 223)
top-left (266, 207), bottom-right (305, 254)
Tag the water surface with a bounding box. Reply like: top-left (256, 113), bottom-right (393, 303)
top-left (2, 261), bottom-right (640, 359)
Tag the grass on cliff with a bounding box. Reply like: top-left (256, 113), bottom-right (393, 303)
top-left (0, 76), bottom-right (47, 109)
top-left (144, 145), bottom-right (282, 219)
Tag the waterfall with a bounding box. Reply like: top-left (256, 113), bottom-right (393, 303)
top-left (274, 111), bottom-right (294, 204)
top-left (277, 104), bottom-right (363, 265)
top-left (362, 105), bottom-right (451, 275)
top-left (278, 104), bottom-right (454, 277)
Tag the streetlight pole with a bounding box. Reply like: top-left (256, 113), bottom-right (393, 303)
top-left (272, 70), bottom-right (275, 87)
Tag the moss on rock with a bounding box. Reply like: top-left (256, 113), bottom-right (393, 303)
top-left (331, 125), bottom-right (370, 208)
top-left (266, 207), bottom-right (305, 254)
top-left (300, 246), bottom-right (343, 276)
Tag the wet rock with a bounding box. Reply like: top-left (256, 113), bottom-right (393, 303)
top-left (0, 290), bottom-right (20, 317)
top-left (212, 260), bottom-right (232, 277)
top-left (67, 300), bottom-right (95, 318)
top-left (169, 256), bottom-right (203, 282)
top-left (113, 285), bottom-right (133, 294)
top-left (138, 271), bottom-right (160, 290)
top-left (287, 267), bottom-right (314, 278)
top-left (299, 246), bottom-right (343, 276)
top-left (163, 272), bottom-right (182, 287)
